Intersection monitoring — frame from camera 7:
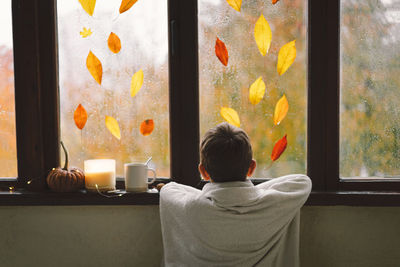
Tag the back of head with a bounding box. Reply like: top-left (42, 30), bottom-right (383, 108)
top-left (200, 122), bottom-right (253, 182)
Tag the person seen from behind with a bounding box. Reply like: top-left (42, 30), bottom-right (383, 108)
top-left (159, 122), bottom-right (312, 266)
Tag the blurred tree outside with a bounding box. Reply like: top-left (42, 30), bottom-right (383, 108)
top-left (340, 0), bottom-right (400, 178)
top-left (58, 0), bottom-right (170, 177)
top-left (199, 0), bottom-right (307, 178)
top-left (1, 0), bottom-right (399, 179)
top-left (0, 46), bottom-right (17, 177)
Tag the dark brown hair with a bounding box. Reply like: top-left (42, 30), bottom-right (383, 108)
top-left (200, 122), bottom-right (253, 182)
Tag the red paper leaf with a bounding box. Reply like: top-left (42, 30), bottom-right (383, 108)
top-left (272, 0), bottom-right (280, 4)
top-left (140, 119), bottom-right (154, 136)
top-left (215, 37), bottom-right (229, 66)
top-left (271, 134), bottom-right (287, 161)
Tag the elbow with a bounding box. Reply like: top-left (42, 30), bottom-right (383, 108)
top-left (293, 174), bottom-right (312, 194)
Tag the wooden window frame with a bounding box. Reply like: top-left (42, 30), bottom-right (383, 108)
top-left (308, 0), bottom-right (400, 193)
top-left (2, 0), bottom-right (400, 204)
top-left (1, 0), bottom-right (59, 191)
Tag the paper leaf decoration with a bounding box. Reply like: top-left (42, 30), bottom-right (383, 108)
top-left (105, 116), bottom-right (121, 140)
top-left (226, 0), bottom-right (242, 12)
top-left (277, 40), bottom-right (297, 75)
top-left (271, 134), bottom-right (287, 161)
top-left (108, 32), bottom-right (121, 54)
top-left (249, 76), bottom-right (266, 105)
top-left (74, 104), bottom-right (88, 130)
top-left (140, 119), bottom-right (154, 136)
top-left (272, 0), bottom-right (280, 4)
top-left (274, 94), bottom-right (289, 125)
top-left (254, 14), bottom-right (272, 56)
top-left (80, 27), bottom-right (92, 38)
top-left (215, 37), bottom-right (229, 66)
top-left (220, 107), bottom-right (240, 127)
top-left (79, 0), bottom-right (96, 16)
top-left (131, 69), bottom-right (144, 97)
top-left (119, 0), bottom-right (138, 14)
top-left (86, 51), bottom-right (102, 85)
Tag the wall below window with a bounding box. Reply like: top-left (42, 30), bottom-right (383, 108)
top-left (0, 206), bottom-right (399, 267)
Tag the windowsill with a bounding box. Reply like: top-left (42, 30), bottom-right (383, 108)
top-left (1, 179), bottom-right (400, 206)
top-left (0, 189), bottom-right (160, 206)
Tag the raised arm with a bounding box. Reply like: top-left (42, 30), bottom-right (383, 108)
top-left (160, 182), bottom-right (201, 208)
top-left (255, 174), bottom-right (312, 223)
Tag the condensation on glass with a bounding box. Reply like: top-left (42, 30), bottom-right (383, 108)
top-left (199, 0), bottom-right (308, 178)
top-left (340, 0), bottom-right (400, 178)
top-left (57, 0), bottom-right (169, 177)
top-left (0, 0), bottom-right (17, 178)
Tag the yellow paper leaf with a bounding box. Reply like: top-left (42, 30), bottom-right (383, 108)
top-left (254, 14), bottom-right (272, 56)
top-left (79, 0), bottom-right (96, 16)
top-left (105, 116), bottom-right (121, 140)
top-left (277, 40), bottom-right (297, 75)
top-left (249, 76), bottom-right (266, 105)
top-left (274, 94), bottom-right (289, 125)
top-left (130, 69), bottom-right (144, 97)
top-left (80, 27), bottom-right (92, 38)
top-left (119, 0), bottom-right (139, 14)
top-left (220, 107), bottom-right (240, 127)
top-left (108, 32), bottom-right (121, 54)
top-left (86, 51), bottom-right (102, 85)
top-left (226, 0), bottom-right (242, 12)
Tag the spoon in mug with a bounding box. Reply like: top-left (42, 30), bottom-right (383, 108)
top-left (145, 156), bottom-right (152, 166)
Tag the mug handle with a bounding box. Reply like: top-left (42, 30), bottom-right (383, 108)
top-left (147, 168), bottom-right (157, 184)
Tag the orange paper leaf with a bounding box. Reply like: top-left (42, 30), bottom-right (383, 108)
top-left (140, 119), bottom-right (154, 136)
top-left (215, 37), bottom-right (229, 66)
top-left (119, 0), bottom-right (138, 14)
top-left (271, 134), bottom-right (287, 161)
top-left (108, 32), bottom-right (121, 54)
top-left (74, 104), bottom-right (88, 130)
top-left (86, 51), bottom-right (102, 85)
top-left (273, 94), bottom-right (289, 125)
top-left (272, 0), bottom-right (280, 4)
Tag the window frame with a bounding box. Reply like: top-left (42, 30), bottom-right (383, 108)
top-left (1, 0), bottom-right (59, 191)
top-left (308, 0), bottom-right (400, 192)
top-left (2, 0), bottom-right (400, 202)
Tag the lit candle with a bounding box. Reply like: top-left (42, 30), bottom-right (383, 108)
top-left (84, 159), bottom-right (116, 192)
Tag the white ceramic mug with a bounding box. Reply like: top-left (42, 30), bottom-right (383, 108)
top-left (124, 163), bottom-right (156, 192)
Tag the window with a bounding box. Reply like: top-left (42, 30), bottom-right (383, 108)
top-left (0, 0), bottom-right (17, 178)
top-left (57, 0), bottom-right (170, 177)
top-left (3, 0), bottom-right (400, 203)
top-left (198, 0), bottom-right (307, 178)
top-left (340, 0), bottom-right (400, 179)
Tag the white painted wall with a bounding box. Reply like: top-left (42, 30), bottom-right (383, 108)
top-left (0, 206), bottom-right (399, 267)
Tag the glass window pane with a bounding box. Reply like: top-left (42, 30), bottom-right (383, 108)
top-left (199, 0), bottom-right (307, 178)
top-left (57, 0), bottom-right (169, 177)
top-left (0, 0), bottom-right (17, 178)
top-left (340, 0), bottom-right (400, 178)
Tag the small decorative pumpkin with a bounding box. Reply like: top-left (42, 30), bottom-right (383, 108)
top-left (46, 141), bottom-right (85, 192)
